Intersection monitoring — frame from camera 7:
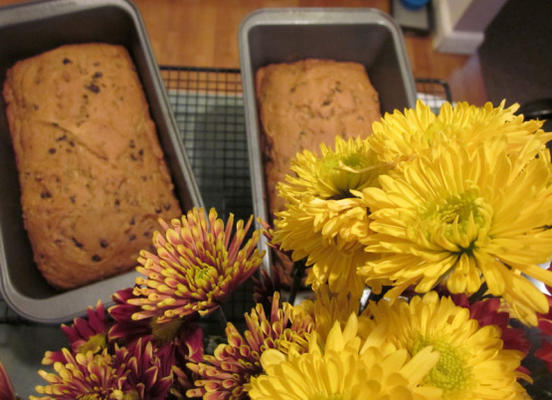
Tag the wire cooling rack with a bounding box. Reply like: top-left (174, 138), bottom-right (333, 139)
top-left (0, 67), bottom-right (453, 325)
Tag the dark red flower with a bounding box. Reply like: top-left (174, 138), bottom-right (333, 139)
top-left (108, 287), bottom-right (152, 343)
top-left (0, 361), bottom-right (16, 400)
top-left (535, 340), bottom-right (552, 372)
top-left (43, 300), bottom-right (109, 365)
top-left (451, 294), bottom-right (531, 354)
top-left (115, 337), bottom-right (174, 400)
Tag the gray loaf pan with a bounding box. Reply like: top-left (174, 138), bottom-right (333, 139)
top-left (238, 8), bottom-right (418, 274)
top-left (0, 0), bottom-right (203, 323)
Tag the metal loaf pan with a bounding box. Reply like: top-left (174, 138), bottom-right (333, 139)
top-left (238, 8), bottom-right (418, 273)
top-left (0, 0), bottom-right (203, 323)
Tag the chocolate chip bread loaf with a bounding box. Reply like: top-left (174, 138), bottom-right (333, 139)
top-left (256, 59), bottom-right (381, 215)
top-left (3, 43), bottom-right (182, 290)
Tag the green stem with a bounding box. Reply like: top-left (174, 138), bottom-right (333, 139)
top-left (468, 282), bottom-right (488, 303)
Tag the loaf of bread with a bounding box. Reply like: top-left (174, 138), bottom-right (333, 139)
top-left (255, 59), bottom-right (381, 215)
top-left (3, 43), bottom-right (182, 290)
top-left (256, 59), bottom-right (381, 286)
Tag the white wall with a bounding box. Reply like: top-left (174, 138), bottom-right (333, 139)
top-left (432, 0), bottom-right (507, 54)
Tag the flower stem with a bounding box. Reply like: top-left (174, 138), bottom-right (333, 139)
top-left (468, 282), bottom-right (488, 303)
top-left (214, 305), bottom-right (228, 332)
top-left (288, 260), bottom-right (306, 305)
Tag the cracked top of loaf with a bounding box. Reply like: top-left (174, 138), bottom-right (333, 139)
top-left (3, 43), bottom-right (182, 290)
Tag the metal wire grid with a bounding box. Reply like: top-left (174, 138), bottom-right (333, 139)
top-left (160, 66), bottom-right (254, 323)
top-left (415, 78), bottom-right (453, 112)
top-left (0, 68), bottom-right (453, 324)
top-left (161, 67), bottom-right (252, 223)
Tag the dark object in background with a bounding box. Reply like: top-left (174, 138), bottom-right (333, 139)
top-left (517, 98), bottom-right (552, 156)
top-left (478, 0), bottom-right (552, 106)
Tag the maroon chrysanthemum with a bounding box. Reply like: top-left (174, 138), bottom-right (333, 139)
top-left (115, 337), bottom-right (174, 400)
top-left (186, 292), bottom-right (313, 400)
top-left (32, 337), bottom-right (176, 400)
top-left (43, 300), bottom-right (109, 365)
top-left (32, 348), bottom-right (128, 399)
top-left (109, 287), bottom-right (154, 343)
top-left (127, 208), bottom-right (264, 324)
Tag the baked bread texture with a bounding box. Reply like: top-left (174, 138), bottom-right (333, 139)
top-left (3, 43), bottom-right (182, 290)
top-left (255, 58), bottom-right (381, 215)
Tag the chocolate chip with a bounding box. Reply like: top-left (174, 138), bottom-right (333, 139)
top-left (155, 207), bottom-right (162, 214)
top-left (85, 83), bottom-right (100, 93)
top-left (69, 196), bottom-right (76, 204)
top-left (48, 148), bottom-right (56, 154)
top-left (51, 122), bottom-right (59, 127)
top-left (72, 237), bottom-right (83, 248)
top-left (130, 153), bottom-right (137, 161)
top-left (114, 199), bottom-right (120, 207)
top-left (129, 234), bottom-right (136, 241)
top-left (56, 135), bottom-right (67, 141)
top-left (40, 190), bottom-right (52, 199)
top-left (138, 149), bottom-right (143, 156)
top-left (69, 141), bottom-right (75, 147)
top-left (33, 104), bottom-right (39, 111)
top-left (163, 203), bottom-right (171, 211)
top-left (129, 217), bottom-right (135, 225)
top-left (93, 62), bottom-right (100, 67)
top-left (143, 231), bottom-right (150, 237)
top-left (91, 254), bottom-right (102, 262)
top-left (92, 72), bottom-right (103, 79)
top-left (100, 239), bottom-right (109, 248)
top-left (129, 139), bottom-right (136, 148)
top-left (62, 58), bottom-right (72, 64)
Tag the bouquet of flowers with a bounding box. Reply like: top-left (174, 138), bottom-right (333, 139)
top-left (2, 100), bottom-right (552, 399)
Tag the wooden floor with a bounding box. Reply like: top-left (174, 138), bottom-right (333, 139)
top-left (0, 0), bottom-right (488, 105)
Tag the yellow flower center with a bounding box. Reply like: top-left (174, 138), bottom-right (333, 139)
top-left (193, 265), bottom-right (217, 285)
top-left (318, 151), bottom-right (388, 200)
top-left (421, 190), bottom-right (490, 255)
top-left (413, 337), bottom-right (473, 398)
top-left (77, 333), bottom-right (107, 355)
top-left (122, 389), bottom-right (140, 400)
top-left (151, 317), bottom-right (184, 343)
top-left (438, 194), bottom-right (480, 225)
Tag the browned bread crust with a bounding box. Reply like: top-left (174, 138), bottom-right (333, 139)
top-left (3, 43), bottom-right (182, 289)
top-left (255, 58), bottom-right (381, 215)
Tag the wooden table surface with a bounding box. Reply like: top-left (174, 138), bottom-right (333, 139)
top-left (0, 0), bottom-right (487, 104)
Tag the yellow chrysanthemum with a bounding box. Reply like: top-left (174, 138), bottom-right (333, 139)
top-left (368, 100), bottom-right (551, 164)
top-left (272, 136), bottom-right (392, 294)
top-left (296, 284), bottom-right (364, 342)
top-left (358, 139), bottom-right (552, 325)
top-left (364, 292), bottom-right (529, 400)
top-left (278, 136), bottom-right (392, 202)
top-left (273, 196), bottom-right (375, 293)
top-left (248, 314), bottom-right (442, 400)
